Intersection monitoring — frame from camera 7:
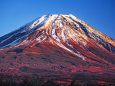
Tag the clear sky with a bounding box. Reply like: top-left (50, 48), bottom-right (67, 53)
top-left (0, 0), bottom-right (115, 39)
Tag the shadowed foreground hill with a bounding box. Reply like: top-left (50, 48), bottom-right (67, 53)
top-left (0, 74), bottom-right (114, 86)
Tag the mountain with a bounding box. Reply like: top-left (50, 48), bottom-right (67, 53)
top-left (0, 14), bottom-right (115, 85)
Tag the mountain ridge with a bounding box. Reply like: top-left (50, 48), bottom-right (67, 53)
top-left (0, 14), bottom-right (115, 49)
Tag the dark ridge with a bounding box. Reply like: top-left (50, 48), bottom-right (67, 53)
top-left (14, 48), bottom-right (24, 53)
top-left (57, 66), bottom-right (66, 69)
top-left (9, 63), bottom-right (14, 66)
top-left (77, 22), bottom-right (90, 38)
top-left (13, 56), bottom-right (17, 59)
top-left (19, 66), bottom-right (28, 72)
top-left (51, 65), bottom-right (66, 70)
top-left (42, 58), bottom-right (53, 64)
top-left (65, 61), bottom-right (76, 66)
top-left (74, 24), bottom-right (78, 30)
top-left (0, 15), bottom-right (49, 49)
top-left (69, 16), bottom-right (90, 38)
top-left (1, 55), bottom-right (6, 59)
top-left (0, 21), bottom-right (33, 43)
top-left (92, 33), bottom-right (111, 52)
top-left (19, 66), bottom-right (51, 73)
top-left (110, 44), bottom-right (115, 52)
top-left (0, 32), bottom-right (25, 48)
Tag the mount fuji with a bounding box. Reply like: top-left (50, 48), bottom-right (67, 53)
top-left (0, 14), bottom-right (115, 85)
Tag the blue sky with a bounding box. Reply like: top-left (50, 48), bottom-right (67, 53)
top-left (0, 0), bottom-right (115, 39)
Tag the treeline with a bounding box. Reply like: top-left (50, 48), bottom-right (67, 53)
top-left (0, 74), bottom-right (114, 86)
top-left (0, 79), bottom-right (114, 86)
top-left (0, 79), bottom-right (57, 86)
